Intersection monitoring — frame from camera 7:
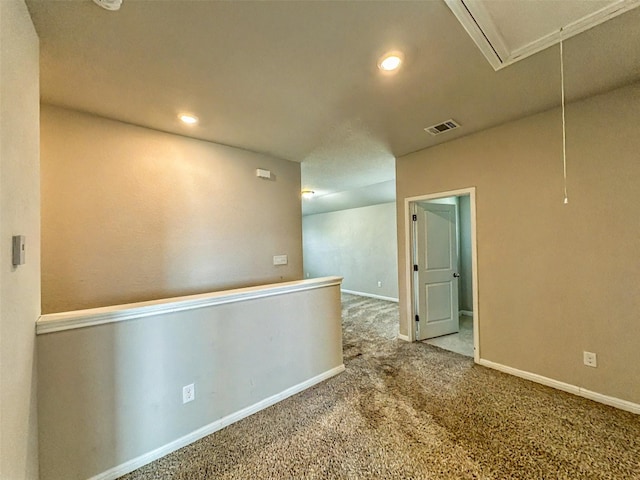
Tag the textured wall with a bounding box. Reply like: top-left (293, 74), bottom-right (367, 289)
top-left (396, 82), bottom-right (640, 405)
top-left (41, 106), bottom-right (302, 313)
top-left (303, 203), bottom-right (398, 299)
top-left (0, 1), bottom-right (40, 478)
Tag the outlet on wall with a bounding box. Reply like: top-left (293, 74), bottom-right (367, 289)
top-left (583, 351), bottom-right (597, 368)
top-left (183, 383), bottom-right (195, 403)
top-left (377, 281), bottom-right (382, 288)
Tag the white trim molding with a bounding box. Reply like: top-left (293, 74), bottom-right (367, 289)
top-left (37, 276), bottom-right (343, 335)
top-left (478, 359), bottom-right (640, 415)
top-left (341, 289), bottom-right (399, 303)
top-left (403, 187), bottom-right (480, 363)
top-left (88, 364), bottom-right (346, 480)
top-left (397, 334), bottom-right (411, 342)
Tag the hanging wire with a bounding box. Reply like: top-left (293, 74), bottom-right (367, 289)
top-left (560, 37), bottom-right (568, 204)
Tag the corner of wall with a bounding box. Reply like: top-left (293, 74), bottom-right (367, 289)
top-left (0, 1), bottom-right (41, 478)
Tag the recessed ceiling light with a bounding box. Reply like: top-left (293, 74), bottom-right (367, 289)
top-left (301, 190), bottom-right (315, 199)
top-left (378, 51), bottom-right (404, 72)
top-left (179, 114), bottom-right (198, 125)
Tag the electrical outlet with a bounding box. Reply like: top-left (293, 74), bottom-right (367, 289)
top-left (377, 281), bottom-right (382, 288)
top-left (183, 383), bottom-right (195, 403)
top-left (583, 351), bottom-right (597, 368)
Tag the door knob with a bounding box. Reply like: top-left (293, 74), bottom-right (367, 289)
top-left (453, 273), bottom-right (460, 278)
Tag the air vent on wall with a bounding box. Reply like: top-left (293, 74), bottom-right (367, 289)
top-left (424, 119), bottom-right (461, 136)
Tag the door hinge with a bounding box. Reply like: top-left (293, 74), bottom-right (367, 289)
top-left (412, 214), bottom-right (417, 221)
top-left (413, 264), bottom-right (418, 272)
top-left (415, 314), bottom-right (420, 322)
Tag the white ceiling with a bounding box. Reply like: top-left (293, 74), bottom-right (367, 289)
top-left (26, 0), bottom-right (640, 215)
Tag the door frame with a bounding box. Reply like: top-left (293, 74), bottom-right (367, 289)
top-left (403, 187), bottom-right (480, 363)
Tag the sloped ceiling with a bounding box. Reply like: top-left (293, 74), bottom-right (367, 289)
top-left (26, 1), bottom-right (640, 214)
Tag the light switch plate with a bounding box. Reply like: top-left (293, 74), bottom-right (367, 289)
top-left (273, 254), bottom-right (288, 266)
top-left (12, 235), bottom-right (25, 266)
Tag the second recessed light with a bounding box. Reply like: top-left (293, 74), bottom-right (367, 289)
top-left (378, 51), bottom-right (404, 72)
top-left (179, 114), bottom-right (198, 125)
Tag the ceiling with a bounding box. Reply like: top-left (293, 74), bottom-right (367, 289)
top-left (447, 0), bottom-right (640, 69)
top-left (26, 0), bottom-right (640, 214)
top-left (482, 0), bottom-right (620, 52)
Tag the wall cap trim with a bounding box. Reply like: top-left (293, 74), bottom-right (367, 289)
top-left (478, 358), bottom-right (640, 415)
top-left (37, 276), bottom-right (343, 335)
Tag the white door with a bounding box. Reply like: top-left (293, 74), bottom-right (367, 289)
top-left (414, 202), bottom-right (459, 341)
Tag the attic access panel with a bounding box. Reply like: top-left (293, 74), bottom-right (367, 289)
top-left (445, 0), bottom-right (640, 70)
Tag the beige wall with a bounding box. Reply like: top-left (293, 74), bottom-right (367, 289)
top-left (397, 82), bottom-right (640, 405)
top-left (303, 203), bottom-right (399, 299)
top-left (41, 105), bottom-right (302, 313)
top-left (0, 1), bottom-right (41, 478)
top-left (37, 279), bottom-right (343, 480)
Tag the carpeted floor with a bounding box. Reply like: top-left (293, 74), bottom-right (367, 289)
top-left (120, 293), bottom-right (640, 479)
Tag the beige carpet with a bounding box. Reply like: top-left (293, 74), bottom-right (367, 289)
top-left (120, 294), bottom-right (640, 479)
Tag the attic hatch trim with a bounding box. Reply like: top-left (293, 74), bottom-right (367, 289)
top-left (444, 0), bottom-right (640, 71)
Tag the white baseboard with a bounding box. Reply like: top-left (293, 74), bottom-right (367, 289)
top-left (459, 310), bottom-right (473, 316)
top-left (397, 334), bottom-right (410, 342)
top-left (478, 359), bottom-right (640, 415)
top-left (89, 364), bottom-right (346, 480)
top-left (341, 289), bottom-right (399, 303)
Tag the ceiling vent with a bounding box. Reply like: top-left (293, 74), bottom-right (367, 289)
top-left (424, 119), bottom-right (460, 136)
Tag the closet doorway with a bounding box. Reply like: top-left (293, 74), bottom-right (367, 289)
top-left (405, 188), bottom-right (479, 360)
